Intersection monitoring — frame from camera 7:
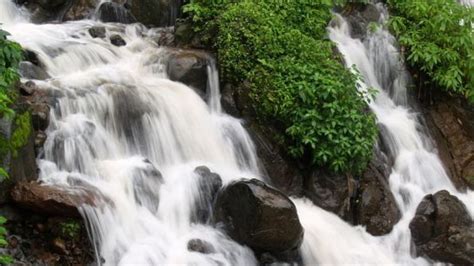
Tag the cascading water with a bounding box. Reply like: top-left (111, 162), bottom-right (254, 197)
top-left (323, 2), bottom-right (474, 265)
top-left (1, 0), bottom-right (473, 265)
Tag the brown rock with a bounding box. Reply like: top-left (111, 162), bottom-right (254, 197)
top-left (214, 179), bottom-right (303, 259)
top-left (11, 181), bottom-right (96, 217)
top-left (51, 238), bottom-right (67, 255)
top-left (409, 190), bottom-right (473, 264)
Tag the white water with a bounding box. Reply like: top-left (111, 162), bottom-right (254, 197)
top-left (323, 3), bottom-right (474, 265)
top-left (1, 0), bottom-right (473, 265)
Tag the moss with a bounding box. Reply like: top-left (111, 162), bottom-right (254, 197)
top-left (10, 112), bottom-right (32, 157)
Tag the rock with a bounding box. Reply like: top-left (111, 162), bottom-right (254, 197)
top-left (63, 0), bottom-right (98, 21)
top-left (132, 159), bottom-right (163, 213)
top-left (23, 50), bottom-right (41, 66)
top-left (0, 110), bottom-right (37, 204)
top-left (355, 161), bottom-right (400, 235)
top-left (97, 2), bottom-right (136, 24)
top-left (304, 169), bottom-right (351, 219)
top-left (248, 123), bottom-right (303, 197)
top-left (409, 190), bottom-right (473, 264)
top-left (192, 166), bottom-right (222, 223)
top-left (110, 34), bottom-right (126, 47)
top-left (187, 239), bottom-right (215, 254)
top-left (31, 103), bottom-right (50, 131)
top-left (213, 179), bottom-right (303, 260)
top-left (51, 238), bottom-right (67, 255)
top-left (166, 49), bottom-right (210, 97)
top-left (221, 84), bottom-right (240, 118)
top-left (17, 0), bottom-right (75, 23)
top-left (11, 181), bottom-right (96, 217)
top-left (342, 3), bottom-right (381, 40)
top-left (88, 26), bottom-right (106, 39)
top-left (19, 62), bottom-right (50, 80)
top-left (126, 0), bottom-right (184, 27)
top-left (425, 98), bottom-right (474, 190)
top-left (150, 27), bottom-right (175, 47)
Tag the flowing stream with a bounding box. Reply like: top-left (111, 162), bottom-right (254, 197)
top-left (1, 0), bottom-right (473, 265)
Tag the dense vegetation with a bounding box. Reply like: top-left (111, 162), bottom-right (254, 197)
top-left (387, 0), bottom-right (474, 101)
top-left (184, 0), bottom-right (377, 174)
top-left (0, 27), bottom-right (24, 264)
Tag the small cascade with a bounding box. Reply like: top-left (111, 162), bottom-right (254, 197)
top-left (327, 3), bottom-right (474, 265)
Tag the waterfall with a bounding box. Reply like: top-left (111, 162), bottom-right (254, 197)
top-left (1, 0), bottom-right (473, 265)
top-left (325, 3), bottom-right (474, 265)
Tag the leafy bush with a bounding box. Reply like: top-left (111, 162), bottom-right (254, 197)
top-left (0, 216), bottom-right (13, 265)
top-left (185, 0), bottom-right (378, 174)
top-left (387, 0), bottom-right (474, 101)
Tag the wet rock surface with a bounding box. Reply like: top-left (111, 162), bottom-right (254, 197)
top-left (187, 239), bottom-right (215, 254)
top-left (88, 26), bottom-right (106, 39)
top-left (97, 2), bottom-right (136, 24)
top-left (110, 34), bottom-right (126, 47)
top-left (192, 166), bottom-right (222, 223)
top-left (424, 96), bottom-right (474, 190)
top-left (11, 181), bottom-right (96, 217)
top-left (166, 49), bottom-right (210, 98)
top-left (355, 160), bottom-right (400, 235)
top-left (213, 179), bottom-right (303, 262)
top-left (126, 0), bottom-right (184, 27)
top-left (341, 2), bottom-right (381, 40)
top-left (409, 190), bottom-right (474, 264)
top-left (3, 213), bottom-right (94, 265)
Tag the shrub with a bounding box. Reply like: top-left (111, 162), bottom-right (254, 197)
top-left (185, 0), bottom-right (378, 174)
top-left (387, 0), bottom-right (474, 101)
top-left (0, 216), bottom-right (13, 265)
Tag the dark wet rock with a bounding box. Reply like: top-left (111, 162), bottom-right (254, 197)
top-left (220, 84), bottom-right (240, 117)
top-left (63, 0), bottom-right (97, 21)
top-left (304, 169), bottom-right (351, 219)
top-left (17, 0), bottom-right (75, 23)
top-left (214, 179), bottom-right (303, 260)
top-left (187, 239), bottom-right (215, 254)
top-left (166, 49), bottom-right (210, 97)
top-left (192, 166), bottom-right (222, 223)
top-left (424, 97), bottom-right (474, 190)
top-left (51, 238), bottom-right (67, 255)
top-left (19, 62), bottom-right (50, 80)
top-left (150, 27), bottom-right (175, 47)
top-left (342, 2), bottom-right (381, 40)
top-left (132, 159), bottom-right (163, 213)
top-left (5, 214), bottom-right (94, 265)
top-left (248, 123), bottom-right (303, 197)
top-left (97, 2), bottom-right (136, 24)
top-left (126, 0), bottom-right (184, 27)
top-left (31, 103), bottom-right (50, 131)
top-left (0, 110), bottom-right (37, 204)
top-left (23, 50), bottom-right (41, 66)
top-left (11, 181), bottom-right (96, 217)
top-left (355, 161), bottom-right (400, 235)
top-left (409, 190), bottom-right (473, 264)
top-left (110, 34), bottom-right (126, 47)
top-left (88, 26), bottom-right (106, 39)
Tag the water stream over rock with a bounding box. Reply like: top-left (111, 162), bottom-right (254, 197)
top-left (1, 0), bottom-right (473, 265)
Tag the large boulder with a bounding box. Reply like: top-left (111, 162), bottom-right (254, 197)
top-left (11, 181), bottom-right (96, 217)
top-left (409, 190), bottom-right (473, 264)
top-left (213, 179), bottom-right (303, 262)
top-left (355, 161), bottom-right (400, 235)
top-left (165, 49), bottom-right (210, 98)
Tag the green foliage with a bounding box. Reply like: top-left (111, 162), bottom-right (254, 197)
top-left (59, 220), bottom-right (81, 240)
top-left (185, 0), bottom-right (377, 173)
top-left (0, 216), bottom-right (13, 265)
top-left (387, 0), bottom-right (474, 101)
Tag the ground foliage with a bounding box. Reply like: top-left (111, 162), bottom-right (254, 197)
top-left (387, 0), bottom-right (474, 102)
top-left (184, 0), bottom-right (378, 174)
